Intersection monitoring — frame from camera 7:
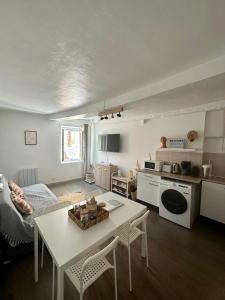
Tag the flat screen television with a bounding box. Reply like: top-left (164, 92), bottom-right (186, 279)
top-left (98, 134), bottom-right (120, 152)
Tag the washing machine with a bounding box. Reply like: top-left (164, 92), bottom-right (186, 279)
top-left (159, 179), bottom-right (200, 228)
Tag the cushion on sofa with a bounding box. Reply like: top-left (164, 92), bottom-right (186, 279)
top-left (10, 191), bottom-right (33, 215)
top-left (8, 181), bottom-right (24, 197)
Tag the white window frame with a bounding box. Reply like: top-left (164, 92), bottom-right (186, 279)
top-left (61, 126), bottom-right (83, 164)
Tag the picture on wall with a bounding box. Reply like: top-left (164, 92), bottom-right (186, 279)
top-left (24, 130), bottom-right (37, 145)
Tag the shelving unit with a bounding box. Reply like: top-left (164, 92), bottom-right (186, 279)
top-left (111, 172), bottom-right (136, 198)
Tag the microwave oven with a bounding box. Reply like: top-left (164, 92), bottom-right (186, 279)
top-left (144, 160), bottom-right (163, 172)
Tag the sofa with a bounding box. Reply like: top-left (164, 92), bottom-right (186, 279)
top-left (0, 175), bottom-right (58, 263)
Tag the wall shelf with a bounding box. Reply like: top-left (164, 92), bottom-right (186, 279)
top-left (157, 148), bottom-right (202, 153)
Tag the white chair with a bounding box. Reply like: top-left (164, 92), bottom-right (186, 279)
top-left (52, 236), bottom-right (119, 300)
top-left (115, 210), bottom-right (150, 292)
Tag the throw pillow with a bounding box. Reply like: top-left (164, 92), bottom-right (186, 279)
top-left (10, 191), bottom-right (33, 215)
top-left (8, 181), bottom-right (24, 197)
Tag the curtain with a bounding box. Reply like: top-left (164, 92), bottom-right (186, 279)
top-left (82, 124), bottom-right (88, 177)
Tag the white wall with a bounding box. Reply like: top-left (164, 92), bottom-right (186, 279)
top-left (94, 112), bottom-right (206, 175)
top-left (0, 109), bottom-right (84, 184)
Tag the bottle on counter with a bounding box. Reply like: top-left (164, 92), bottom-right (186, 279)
top-left (208, 160), bottom-right (212, 177)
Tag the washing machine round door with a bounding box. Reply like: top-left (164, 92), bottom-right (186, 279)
top-left (161, 189), bottom-right (187, 214)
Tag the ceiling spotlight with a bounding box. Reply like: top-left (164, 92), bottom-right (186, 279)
top-left (98, 106), bottom-right (123, 120)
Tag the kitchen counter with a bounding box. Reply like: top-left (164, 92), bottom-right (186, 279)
top-left (138, 169), bottom-right (202, 184)
top-left (202, 175), bottom-right (225, 185)
top-left (138, 169), bottom-right (225, 185)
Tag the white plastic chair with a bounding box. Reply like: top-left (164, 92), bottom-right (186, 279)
top-left (52, 236), bottom-right (119, 300)
top-left (115, 210), bottom-right (150, 292)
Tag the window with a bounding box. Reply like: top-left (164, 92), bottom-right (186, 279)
top-left (61, 126), bottom-right (82, 163)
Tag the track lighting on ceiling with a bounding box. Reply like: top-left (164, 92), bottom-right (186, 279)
top-left (98, 105), bottom-right (123, 121)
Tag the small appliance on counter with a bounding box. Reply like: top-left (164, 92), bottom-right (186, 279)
top-left (162, 162), bottom-right (172, 173)
top-left (191, 166), bottom-right (200, 178)
top-left (202, 160), bottom-right (212, 178)
top-left (172, 163), bottom-right (180, 174)
top-left (144, 160), bottom-right (163, 172)
top-left (202, 164), bottom-right (211, 178)
top-left (180, 161), bottom-right (191, 176)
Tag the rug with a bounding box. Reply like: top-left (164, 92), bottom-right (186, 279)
top-left (58, 192), bottom-right (85, 205)
top-left (58, 189), bottom-right (103, 205)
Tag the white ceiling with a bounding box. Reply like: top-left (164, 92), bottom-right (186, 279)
top-left (73, 72), bottom-right (225, 122)
top-left (125, 72), bottom-right (225, 118)
top-left (1, 0), bottom-right (225, 114)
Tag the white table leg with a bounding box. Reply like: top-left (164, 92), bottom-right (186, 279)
top-left (57, 267), bottom-right (64, 300)
top-left (34, 223), bottom-right (39, 282)
top-left (141, 221), bottom-right (146, 258)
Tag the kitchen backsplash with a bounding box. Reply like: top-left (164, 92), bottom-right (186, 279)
top-left (155, 150), bottom-right (225, 178)
top-left (155, 150), bottom-right (203, 167)
top-left (203, 153), bottom-right (225, 177)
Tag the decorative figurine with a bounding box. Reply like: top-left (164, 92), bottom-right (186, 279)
top-left (160, 136), bottom-right (167, 148)
top-left (136, 160), bottom-right (141, 170)
top-left (187, 130), bottom-right (198, 142)
top-left (89, 206), bottom-right (97, 220)
top-left (88, 196), bottom-right (97, 205)
top-left (97, 202), bottom-right (106, 211)
top-left (80, 208), bottom-right (89, 223)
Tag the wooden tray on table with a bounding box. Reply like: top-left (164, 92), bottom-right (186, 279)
top-left (68, 207), bottom-right (109, 230)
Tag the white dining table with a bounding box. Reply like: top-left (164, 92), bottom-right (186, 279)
top-left (34, 192), bottom-right (147, 300)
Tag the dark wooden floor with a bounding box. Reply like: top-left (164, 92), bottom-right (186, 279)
top-left (1, 181), bottom-right (225, 300)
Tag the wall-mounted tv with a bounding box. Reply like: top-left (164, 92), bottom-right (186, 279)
top-left (98, 134), bottom-right (120, 152)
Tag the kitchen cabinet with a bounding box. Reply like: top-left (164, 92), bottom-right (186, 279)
top-left (95, 164), bottom-right (118, 191)
top-left (204, 110), bottom-right (225, 137)
top-left (137, 172), bottom-right (161, 207)
top-left (200, 181), bottom-right (225, 224)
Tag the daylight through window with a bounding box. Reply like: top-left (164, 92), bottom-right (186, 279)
top-left (61, 126), bottom-right (82, 162)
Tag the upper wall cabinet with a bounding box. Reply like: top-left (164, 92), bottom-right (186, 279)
top-left (204, 110), bottom-right (225, 137)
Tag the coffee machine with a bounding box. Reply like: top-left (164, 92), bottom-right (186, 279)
top-left (180, 161), bottom-right (191, 176)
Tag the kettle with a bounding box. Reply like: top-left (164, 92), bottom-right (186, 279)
top-left (172, 163), bottom-right (180, 174)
